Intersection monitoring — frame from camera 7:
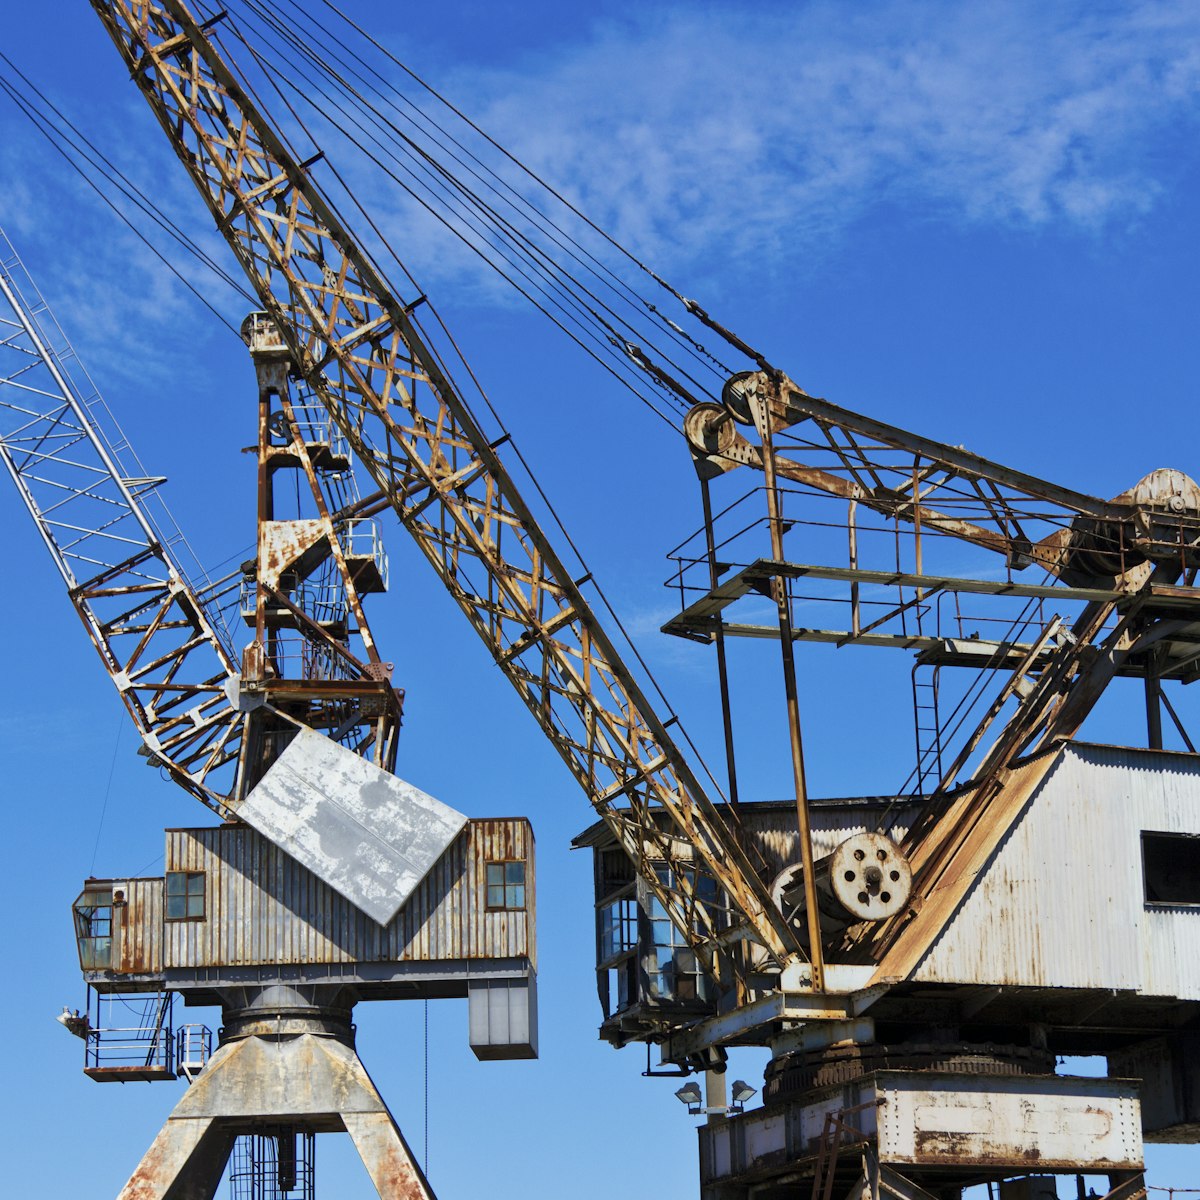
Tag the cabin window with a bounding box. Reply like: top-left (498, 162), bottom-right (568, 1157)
top-left (486, 861), bottom-right (526, 910)
top-left (165, 871), bottom-right (206, 921)
top-left (74, 887), bottom-right (113, 970)
top-left (1142, 832), bottom-right (1200, 905)
top-left (599, 896), bottom-right (638, 963)
top-left (644, 866), bottom-right (718, 1004)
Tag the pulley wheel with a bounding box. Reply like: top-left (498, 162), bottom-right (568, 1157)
top-left (828, 832), bottom-right (911, 921)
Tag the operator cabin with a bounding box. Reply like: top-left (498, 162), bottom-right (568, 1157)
top-left (73, 810), bottom-right (538, 1066)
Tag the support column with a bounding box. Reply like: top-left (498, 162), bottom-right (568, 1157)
top-left (116, 1013), bottom-right (434, 1200)
top-left (117, 1119), bottom-right (232, 1200)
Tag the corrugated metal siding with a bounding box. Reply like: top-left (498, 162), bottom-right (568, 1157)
top-left (1142, 906), bottom-right (1200, 998)
top-left (115, 878), bottom-right (163, 974)
top-left (163, 818), bottom-right (534, 970)
top-left (915, 744), bottom-right (1200, 997)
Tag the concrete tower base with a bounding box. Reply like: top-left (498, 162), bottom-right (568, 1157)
top-left (117, 992), bottom-right (432, 1200)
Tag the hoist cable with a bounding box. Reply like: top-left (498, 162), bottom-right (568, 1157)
top-left (224, 0), bottom-right (705, 417)
top-left (308, 0), bottom-right (736, 355)
top-left (287, 0), bottom-right (737, 381)
top-left (208, 8), bottom-right (691, 429)
top-left (88, 713), bottom-right (124, 876)
top-left (251, 0), bottom-right (666, 334)
top-left (0, 55), bottom-right (253, 332)
top-left (217, 0), bottom-right (723, 417)
top-left (0, 81), bottom-right (247, 337)
top-left (198, 11), bottom-right (736, 799)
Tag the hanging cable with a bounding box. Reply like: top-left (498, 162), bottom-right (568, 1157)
top-left (209, 0), bottom-right (721, 409)
top-left (218, 0), bottom-right (705, 425)
top-left (306, 0), bottom-right (730, 330)
top-left (0, 57), bottom-right (252, 334)
top-left (271, 0), bottom-right (738, 380)
top-left (88, 713), bottom-right (124, 875)
top-left (209, 7), bottom-right (675, 418)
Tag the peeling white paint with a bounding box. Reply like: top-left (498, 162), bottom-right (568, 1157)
top-left (239, 727), bottom-right (467, 924)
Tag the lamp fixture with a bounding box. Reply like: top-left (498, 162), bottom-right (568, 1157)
top-left (674, 1077), bottom-right (757, 1116)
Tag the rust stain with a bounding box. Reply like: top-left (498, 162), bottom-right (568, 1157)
top-left (372, 1144), bottom-right (429, 1200)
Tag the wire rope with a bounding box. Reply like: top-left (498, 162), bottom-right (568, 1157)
top-left (220, 0), bottom-right (704, 424)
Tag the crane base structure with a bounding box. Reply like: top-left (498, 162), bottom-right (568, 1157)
top-left (117, 987), bottom-right (433, 1200)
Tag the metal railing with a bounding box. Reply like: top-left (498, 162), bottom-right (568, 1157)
top-left (339, 517), bottom-right (389, 590)
top-left (176, 1023), bottom-right (213, 1081)
top-left (84, 991), bottom-right (173, 1076)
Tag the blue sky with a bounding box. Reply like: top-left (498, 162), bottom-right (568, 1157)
top-left (1, 1), bottom-right (1199, 1196)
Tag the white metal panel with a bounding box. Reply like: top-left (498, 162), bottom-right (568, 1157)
top-left (706, 1126), bottom-right (732, 1178)
top-left (238, 727), bottom-right (468, 924)
top-left (915, 744), bottom-right (1200, 994)
top-left (468, 975), bottom-right (538, 1060)
top-left (1142, 906), bottom-right (1200, 999)
top-left (875, 1071), bottom-right (1142, 1170)
top-left (743, 1111), bottom-right (787, 1163)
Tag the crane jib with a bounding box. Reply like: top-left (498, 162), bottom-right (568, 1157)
top-left (87, 0), bottom-right (805, 975)
top-left (0, 229), bottom-right (243, 814)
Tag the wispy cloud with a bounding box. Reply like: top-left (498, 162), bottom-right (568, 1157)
top-left (7, 1), bottom-right (1199, 353)
top-left (442, 0), bottom-right (1200, 274)
top-left (0, 90), bottom-right (247, 383)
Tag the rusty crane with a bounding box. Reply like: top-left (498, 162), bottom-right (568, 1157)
top-left (3, 1), bottom-right (1199, 1198)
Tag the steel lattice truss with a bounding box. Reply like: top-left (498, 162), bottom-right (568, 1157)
top-left (0, 232), bottom-right (242, 811)
top-left (87, 0), bottom-right (804, 981)
top-left (677, 368), bottom-right (1200, 970)
top-left (763, 381), bottom-right (1117, 565)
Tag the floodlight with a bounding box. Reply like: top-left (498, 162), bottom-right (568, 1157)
top-left (730, 1080), bottom-right (757, 1105)
top-left (674, 1082), bottom-right (703, 1107)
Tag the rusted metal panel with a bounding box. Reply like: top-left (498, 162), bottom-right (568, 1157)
top-left (875, 1071), bottom-right (1143, 1170)
top-left (914, 743), bottom-right (1200, 995)
top-left (699, 1076), bottom-right (874, 1186)
top-left (163, 819), bottom-right (532, 970)
top-left (113, 878), bottom-right (163, 975)
top-left (574, 799), bottom-right (916, 882)
top-left (699, 1071), bottom-right (1141, 1190)
top-left (1110, 1031), bottom-right (1200, 1140)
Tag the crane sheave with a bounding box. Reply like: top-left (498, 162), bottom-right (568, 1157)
top-left (239, 727), bottom-right (468, 925)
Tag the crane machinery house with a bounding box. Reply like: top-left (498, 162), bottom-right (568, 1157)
top-left (74, 810), bottom-right (538, 1065)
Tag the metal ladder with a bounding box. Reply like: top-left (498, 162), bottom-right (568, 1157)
top-left (910, 662), bottom-right (943, 795)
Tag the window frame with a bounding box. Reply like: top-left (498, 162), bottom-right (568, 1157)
top-left (640, 864), bottom-right (719, 1005)
top-left (165, 870), bottom-right (207, 922)
top-left (74, 887), bottom-right (114, 970)
top-left (1141, 831), bottom-right (1200, 907)
top-left (484, 860), bottom-right (527, 912)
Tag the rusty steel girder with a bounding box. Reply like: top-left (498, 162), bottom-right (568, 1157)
top-left (687, 369), bottom-right (1200, 586)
